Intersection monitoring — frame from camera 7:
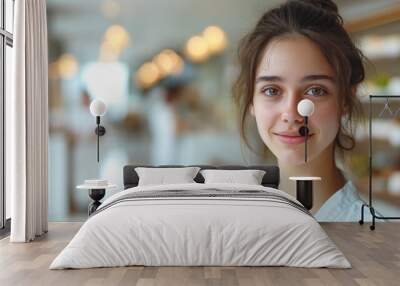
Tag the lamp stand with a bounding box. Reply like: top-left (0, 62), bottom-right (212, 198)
top-left (299, 116), bottom-right (309, 162)
top-left (94, 116), bottom-right (106, 162)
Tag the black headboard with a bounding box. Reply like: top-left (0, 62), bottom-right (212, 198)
top-left (123, 165), bottom-right (280, 190)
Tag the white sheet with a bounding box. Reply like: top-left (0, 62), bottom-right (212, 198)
top-left (50, 183), bottom-right (351, 269)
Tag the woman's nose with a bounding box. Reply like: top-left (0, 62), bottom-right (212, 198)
top-left (280, 98), bottom-right (304, 125)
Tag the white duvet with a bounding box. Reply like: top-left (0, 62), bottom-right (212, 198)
top-left (50, 183), bottom-right (351, 269)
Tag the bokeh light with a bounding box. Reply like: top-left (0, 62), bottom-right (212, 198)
top-left (185, 36), bottom-right (210, 63)
top-left (57, 53), bottom-right (79, 79)
top-left (100, 24), bottom-right (130, 60)
top-left (100, 0), bottom-right (121, 18)
top-left (202, 26), bottom-right (228, 54)
top-left (135, 62), bottom-right (161, 89)
top-left (153, 49), bottom-right (184, 77)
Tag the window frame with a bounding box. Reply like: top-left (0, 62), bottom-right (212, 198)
top-left (0, 0), bottom-right (14, 232)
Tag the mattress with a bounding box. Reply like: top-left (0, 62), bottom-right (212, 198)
top-left (50, 183), bottom-right (351, 269)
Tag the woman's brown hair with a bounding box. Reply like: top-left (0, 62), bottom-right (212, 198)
top-left (233, 0), bottom-right (369, 158)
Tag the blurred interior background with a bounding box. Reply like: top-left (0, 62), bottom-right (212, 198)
top-left (44, 0), bottom-right (400, 220)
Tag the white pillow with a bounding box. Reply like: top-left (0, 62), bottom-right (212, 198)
top-left (200, 169), bottom-right (266, 185)
top-left (135, 167), bottom-right (201, 186)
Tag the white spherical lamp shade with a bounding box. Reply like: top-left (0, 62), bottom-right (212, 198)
top-left (297, 99), bottom-right (314, 117)
top-left (90, 99), bottom-right (107, 117)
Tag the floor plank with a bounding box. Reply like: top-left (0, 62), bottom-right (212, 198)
top-left (0, 222), bottom-right (399, 286)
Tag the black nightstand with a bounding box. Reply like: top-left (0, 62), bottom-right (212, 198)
top-left (77, 184), bottom-right (116, 215)
top-left (289, 176), bottom-right (321, 210)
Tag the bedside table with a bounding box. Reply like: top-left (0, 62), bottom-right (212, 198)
top-left (289, 176), bottom-right (321, 210)
top-left (77, 183), bottom-right (117, 215)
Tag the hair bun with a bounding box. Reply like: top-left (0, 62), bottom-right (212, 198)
top-left (299, 0), bottom-right (339, 15)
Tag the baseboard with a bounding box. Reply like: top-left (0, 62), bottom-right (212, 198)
top-left (0, 218), bottom-right (11, 239)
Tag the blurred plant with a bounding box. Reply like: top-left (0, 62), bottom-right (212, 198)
top-left (370, 73), bottom-right (391, 89)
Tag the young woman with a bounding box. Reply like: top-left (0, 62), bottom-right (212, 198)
top-left (233, 0), bottom-right (370, 221)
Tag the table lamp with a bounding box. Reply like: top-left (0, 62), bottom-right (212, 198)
top-left (297, 99), bottom-right (315, 163)
top-left (290, 99), bottom-right (319, 211)
top-left (90, 99), bottom-right (107, 162)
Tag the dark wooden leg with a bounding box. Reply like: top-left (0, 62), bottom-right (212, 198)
top-left (88, 189), bottom-right (105, 216)
top-left (296, 180), bottom-right (313, 210)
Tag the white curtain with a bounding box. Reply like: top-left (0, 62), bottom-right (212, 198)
top-left (7, 0), bottom-right (48, 242)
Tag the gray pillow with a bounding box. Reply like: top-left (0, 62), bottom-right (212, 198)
top-left (200, 169), bottom-right (266, 185)
top-left (135, 167), bottom-right (201, 186)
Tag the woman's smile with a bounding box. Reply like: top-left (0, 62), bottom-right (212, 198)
top-left (273, 132), bottom-right (314, 145)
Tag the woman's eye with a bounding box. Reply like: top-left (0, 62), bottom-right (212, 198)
top-left (307, 87), bottom-right (327, 97)
top-left (262, 87), bottom-right (279, 97)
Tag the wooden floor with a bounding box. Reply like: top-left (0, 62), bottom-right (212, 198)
top-left (0, 222), bottom-right (399, 286)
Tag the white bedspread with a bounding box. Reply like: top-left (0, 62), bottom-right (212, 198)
top-left (50, 183), bottom-right (351, 269)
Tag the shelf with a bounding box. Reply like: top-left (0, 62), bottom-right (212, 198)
top-left (359, 96), bottom-right (400, 103)
top-left (365, 56), bottom-right (400, 64)
top-left (345, 3), bottom-right (400, 33)
top-left (354, 179), bottom-right (400, 206)
top-left (359, 188), bottom-right (400, 206)
top-left (370, 191), bottom-right (400, 205)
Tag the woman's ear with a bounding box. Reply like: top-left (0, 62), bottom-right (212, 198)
top-left (342, 86), bottom-right (357, 115)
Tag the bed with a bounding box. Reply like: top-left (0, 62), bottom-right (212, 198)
top-left (50, 165), bottom-right (350, 269)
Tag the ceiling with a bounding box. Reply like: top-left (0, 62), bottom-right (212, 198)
top-left (46, 0), bottom-right (400, 65)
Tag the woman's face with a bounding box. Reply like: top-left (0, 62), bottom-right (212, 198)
top-left (250, 35), bottom-right (341, 165)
